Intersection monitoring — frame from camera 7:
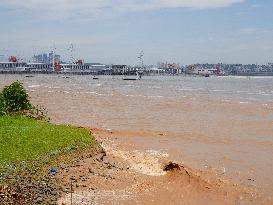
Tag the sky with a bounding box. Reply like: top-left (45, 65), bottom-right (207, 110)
top-left (0, 0), bottom-right (273, 65)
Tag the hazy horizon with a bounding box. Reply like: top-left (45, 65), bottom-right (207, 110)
top-left (0, 0), bottom-right (273, 65)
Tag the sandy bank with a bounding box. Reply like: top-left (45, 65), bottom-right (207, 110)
top-left (57, 128), bottom-right (271, 205)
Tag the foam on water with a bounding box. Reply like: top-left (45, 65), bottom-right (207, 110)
top-left (28, 85), bottom-right (40, 88)
top-left (102, 143), bottom-right (168, 176)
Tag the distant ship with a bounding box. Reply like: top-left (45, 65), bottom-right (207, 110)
top-left (186, 65), bottom-right (219, 77)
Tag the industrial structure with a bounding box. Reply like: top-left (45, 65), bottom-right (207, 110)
top-left (0, 54), bottom-right (109, 74)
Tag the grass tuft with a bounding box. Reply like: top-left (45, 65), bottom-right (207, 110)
top-left (0, 115), bottom-right (99, 181)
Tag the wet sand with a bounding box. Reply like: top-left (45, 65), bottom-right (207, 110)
top-left (57, 128), bottom-right (268, 205)
top-left (0, 74), bottom-right (273, 204)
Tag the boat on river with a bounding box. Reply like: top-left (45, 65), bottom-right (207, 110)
top-left (123, 72), bottom-right (141, 80)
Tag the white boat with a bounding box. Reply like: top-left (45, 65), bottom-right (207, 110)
top-left (123, 72), bottom-right (141, 80)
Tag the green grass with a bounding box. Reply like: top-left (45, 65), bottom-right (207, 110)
top-left (0, 115), bottom-right (99, 179)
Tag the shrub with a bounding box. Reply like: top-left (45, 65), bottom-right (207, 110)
top-left (0, 93), bottom-right (6, 116)
top-left (0, 81), bottom-right (50, 121)
top-left (27, 104), bottom-right (51, 122)
top-left (1, 81), bottom-right (32, 115)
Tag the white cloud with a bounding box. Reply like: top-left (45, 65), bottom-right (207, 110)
top-left (145, 0), bottom-right (245, 9)
top-left (0, 0), bottom-right (245, 20)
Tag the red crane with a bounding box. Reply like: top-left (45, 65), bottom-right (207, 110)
top-left (8, 56), bottom-right (17, 62)
top-left (54, 62), bottom-right (62, 72)
top-left (75, 59), bottom-right (83, 65)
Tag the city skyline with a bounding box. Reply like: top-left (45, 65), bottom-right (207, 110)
top-left (0, 0), bottom-right (273, 65)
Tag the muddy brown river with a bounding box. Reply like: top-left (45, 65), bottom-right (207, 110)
top-left (1, 74), bottom-right (272, 203)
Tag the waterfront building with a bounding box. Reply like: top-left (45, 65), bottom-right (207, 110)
top-left (112, 65), bottom-right (128, 74)
top-left (0, 62), bottom-right (27, 71)
top-left (33, 53), bottom-right (50, 64)
top-left (59, 63), bottom-right (106, 73)
top-left (186, 64), bottom-right (217, 76)
top-left (0, 60), bottom-right (107, 73)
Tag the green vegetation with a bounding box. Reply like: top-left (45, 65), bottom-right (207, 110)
top-left (0, 81), bottom-right (32, 115)
top-left (0, 81), bottom-right (49, 121)
top-left (0, 115), bottom-right (99, 180)
top-left (0, 81), bottom-right (100, 183)
top-left (0, 81), bottom-right (100, 204)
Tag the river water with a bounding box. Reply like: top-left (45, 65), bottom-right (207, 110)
top-left (1, 74), bottom-right (273, 200)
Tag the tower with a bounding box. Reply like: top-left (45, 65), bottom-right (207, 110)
top-left (68, 43), bottom-right (75, 64)
top-left (138, 50), bottom-right (144, 70)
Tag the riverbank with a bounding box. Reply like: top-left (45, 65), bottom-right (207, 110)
top-left (1, 74), bottom-right (272, 204)
top-left (57, 128), bottom-right (271, 205)
top-left (1, 123), bottom-right (270, 204)
top-left (0, 115), bottom-right (101, 204)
